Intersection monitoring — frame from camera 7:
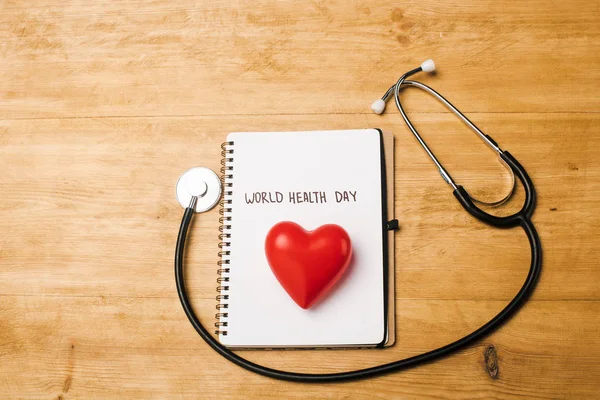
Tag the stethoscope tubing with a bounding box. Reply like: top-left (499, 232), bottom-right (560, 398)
top-left (175, 198), bottom-right (541, 383)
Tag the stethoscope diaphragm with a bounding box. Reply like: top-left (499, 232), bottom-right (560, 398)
top-left (176, 167), bottom-right (221, 213)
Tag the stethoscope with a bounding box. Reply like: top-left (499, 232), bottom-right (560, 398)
top-left (174, 60), bottom-right (541, 383)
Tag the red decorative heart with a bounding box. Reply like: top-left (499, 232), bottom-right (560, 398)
top-left (265, 221), bottom-right (352, 309)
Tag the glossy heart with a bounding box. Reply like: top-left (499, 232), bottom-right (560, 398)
top-left (265, 221), bottom-right (352, 309)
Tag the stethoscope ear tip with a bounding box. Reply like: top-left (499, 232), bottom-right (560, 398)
top-left (371, 59), bottom-right (435, 115)
top-left (371, 99), bottom-right (386, 114)
top-left (421, 59), bottom-right (435, 72)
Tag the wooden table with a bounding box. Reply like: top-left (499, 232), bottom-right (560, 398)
top-left (1, 1), bottom-right (599, 398)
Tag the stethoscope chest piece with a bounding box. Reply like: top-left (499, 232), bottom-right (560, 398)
top-left (176, 167), bottom-right (221, 212)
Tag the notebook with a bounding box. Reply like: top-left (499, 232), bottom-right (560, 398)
top-left (216, 129), bottom-right (395, 348)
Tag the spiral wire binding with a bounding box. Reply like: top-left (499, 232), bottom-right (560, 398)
top-left (215, 141), bottom-right (234, 335)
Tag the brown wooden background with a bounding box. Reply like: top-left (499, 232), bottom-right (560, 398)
top-left (1, 0), bottom-right (599, 398)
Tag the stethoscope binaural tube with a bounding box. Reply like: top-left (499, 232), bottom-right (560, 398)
top-left (174, 61), bottom-right (542, 382)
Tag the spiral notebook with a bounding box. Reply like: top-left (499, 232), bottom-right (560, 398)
top-left (216, 129), bottom-right (396, 348)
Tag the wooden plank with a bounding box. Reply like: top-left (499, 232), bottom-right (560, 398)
top-left (1, 0), bottom-right (599, 118)
top-left (0, 113), bottom-right (597, 302)
top-left (1, 296), bottom-right (598, 399)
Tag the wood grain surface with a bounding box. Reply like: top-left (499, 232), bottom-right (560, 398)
top-left (1, 1), bottom-right (599, 398)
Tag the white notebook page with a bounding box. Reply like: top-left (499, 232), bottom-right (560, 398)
top-left (219, 129), bottom-right (385, 347)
